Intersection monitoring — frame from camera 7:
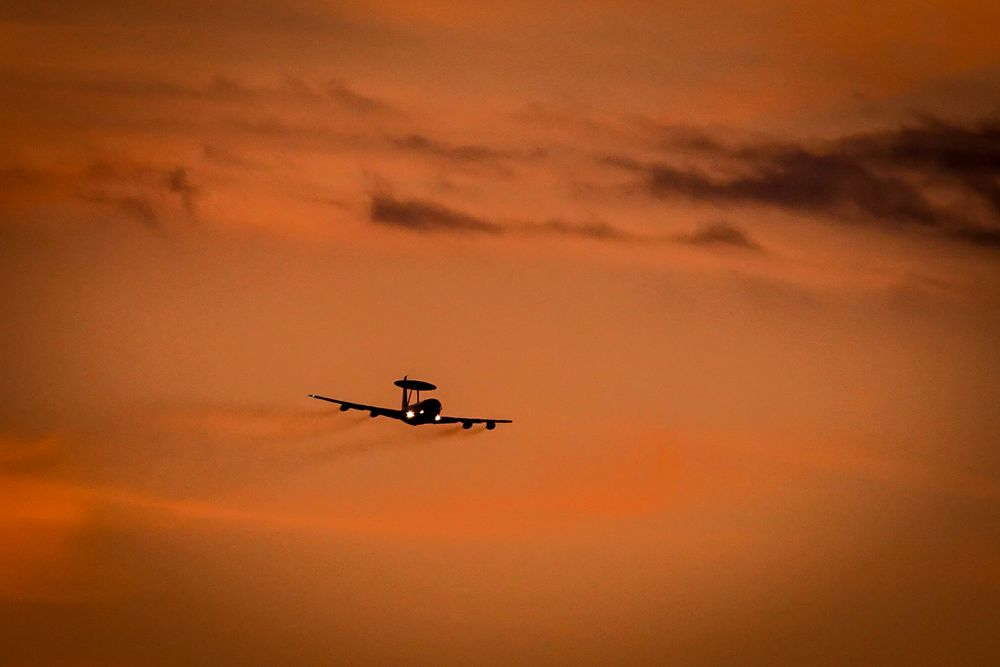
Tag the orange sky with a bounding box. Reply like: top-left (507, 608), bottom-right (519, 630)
top-left (2, 2), bottom-right (999, 665)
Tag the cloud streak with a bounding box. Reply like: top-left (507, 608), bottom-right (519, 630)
top-left (369, 192), bottom-right (765, 252)
top-left (369, 192), bottom-right (505, 234)
top-left (673, 222), bottom-right (763, 251)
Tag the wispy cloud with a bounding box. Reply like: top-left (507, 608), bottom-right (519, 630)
top-left (368, 192), bottom-right (765, 252)
top-left (369, 192), bottom-right (504, 234)
top-left (673, 222), bottom-right (763, 251)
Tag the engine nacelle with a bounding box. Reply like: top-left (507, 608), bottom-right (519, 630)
top-left (486, 421), bottom-right (496, 430)
top-left (462, 421), bottom-right (473, 430)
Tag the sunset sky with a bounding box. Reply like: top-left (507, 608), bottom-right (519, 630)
top-left (2, 2), bottom-right (999, 664)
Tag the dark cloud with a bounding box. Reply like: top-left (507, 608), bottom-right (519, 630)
top-left (369, 192), bottom-right (643, 240)
top-left (608, 115), bottom-right (1000, 248)
top-left (606, 148), bottom-right (945, 226)
top-left (369, 193), bottom-right (504, 234)
top-left (843, 115), bottom-right (1000, 216)
top-left (370, 192), bottom-right (638, 240)
top-left (166, 167), bottom-right (198, 216)
top-left (674, 222), bottom-right (763, 251)
top-left (368, 192), bottom-right (764, 253)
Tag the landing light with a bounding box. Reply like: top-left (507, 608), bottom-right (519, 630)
top-left (434, 415), bottom-right (441, 421)
top-left (406, 410), bottom-right (415, 419)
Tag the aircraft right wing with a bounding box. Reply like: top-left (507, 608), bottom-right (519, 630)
top-left (437, 416), bottom-right (513, 428)
top-left (308, 394), bottom-right (405, 420)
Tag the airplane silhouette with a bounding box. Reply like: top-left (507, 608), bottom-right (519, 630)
top-left (309, 376), bottom-right (512, 430)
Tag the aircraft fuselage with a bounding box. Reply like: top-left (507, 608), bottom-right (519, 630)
top-left (401, 398), bottom-right (442, 425)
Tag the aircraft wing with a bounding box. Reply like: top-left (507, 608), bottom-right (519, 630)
top-left (308, 394), bottom-right (405, 420)
top-left (437, 416), bottom-right (513, 427)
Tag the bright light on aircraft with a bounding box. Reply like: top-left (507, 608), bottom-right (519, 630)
top-left (406, 410), bottom-right (415, 419)
top-left (434, 415), bottom-right (441, 421)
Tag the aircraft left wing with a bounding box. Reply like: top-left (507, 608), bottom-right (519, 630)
top-left (308, 394), bottom-right (405, 420)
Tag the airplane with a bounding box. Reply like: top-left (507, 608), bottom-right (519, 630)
top-left (308, 376), bottom-right (512, 430)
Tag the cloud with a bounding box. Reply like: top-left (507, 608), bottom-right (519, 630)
top-left (369, 192), bottom-right (504, 234)
top-left (368, 192), bottom-right (639, 239)
top-left (166, 167), bottom-right (198, 216)
top-left (674, 222), bottom-right (763, 251)
top-left (844, 115), bottom-right (1000, 216)
top-left (605, 148), bottom-right (945, 226)
top-left (607, 114), bottom-right (1000, 248)
top-left (369, 192), bottom-right (765, 252)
